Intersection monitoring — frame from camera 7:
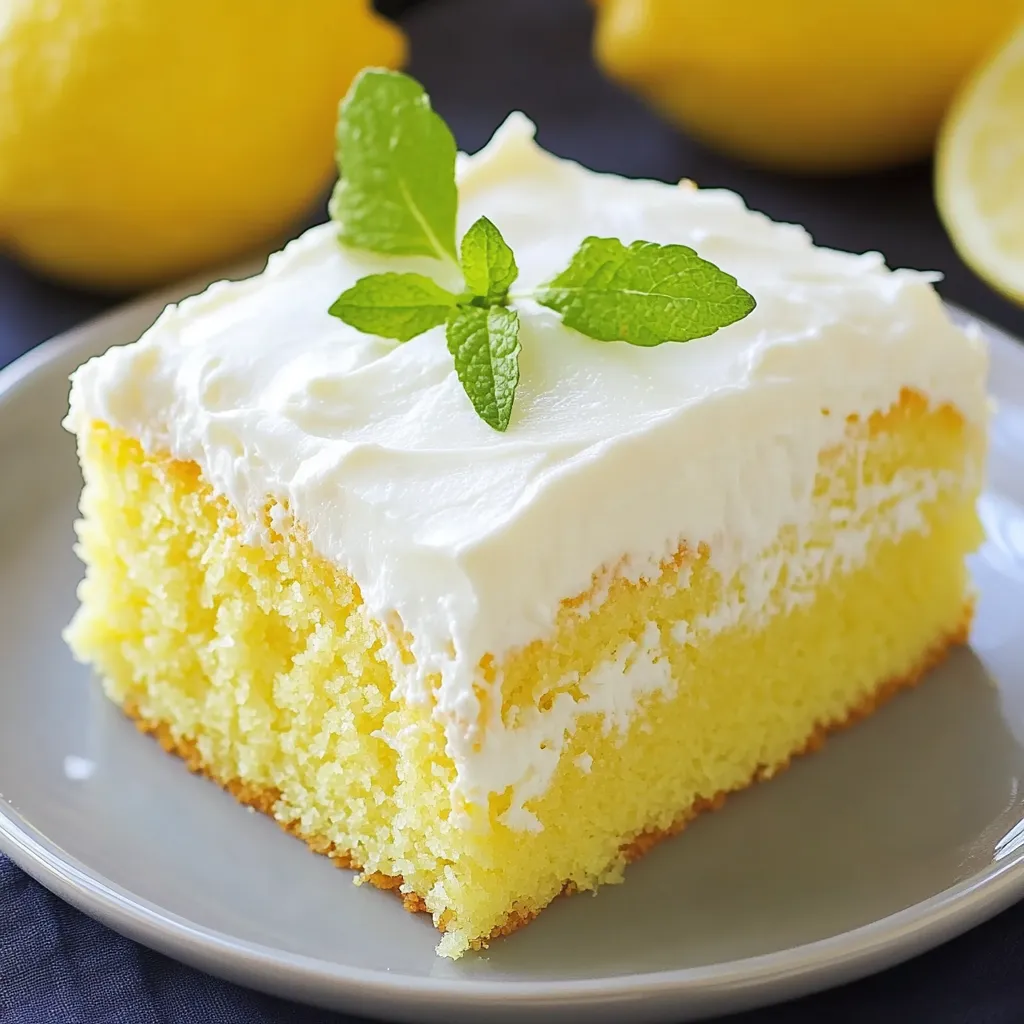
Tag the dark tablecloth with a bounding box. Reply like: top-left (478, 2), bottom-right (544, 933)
top-left (3, 2), bottom-right (1023, 1021)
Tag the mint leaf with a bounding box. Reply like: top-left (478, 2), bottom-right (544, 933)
top-left (328, 273), bottom-right (458, 342)
top-left (536, 237), bottom-right (755, 347)
top-left (446, 305), bottom-right (520, 431)
top-left (459, 216), bottom-right (518, 304)
top-left (330, 69), bottom-right (458, 262)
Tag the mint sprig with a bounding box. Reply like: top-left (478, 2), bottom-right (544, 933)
top-left (326, 69), bottom-right (756, 432)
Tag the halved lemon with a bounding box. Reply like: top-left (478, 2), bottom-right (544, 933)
top-left (937, 22), bottom-right (1024, 305)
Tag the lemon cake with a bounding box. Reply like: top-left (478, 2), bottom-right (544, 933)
top-left (64, 114), bottom-right (988, 958)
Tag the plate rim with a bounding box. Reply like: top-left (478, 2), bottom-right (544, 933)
top-left (1, 283), bottom-right (1023, 1018)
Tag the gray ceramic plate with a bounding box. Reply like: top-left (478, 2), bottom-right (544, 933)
top-left (1, 280), bottom-right (1023, 1024)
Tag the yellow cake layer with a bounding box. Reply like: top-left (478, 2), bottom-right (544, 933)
top-left (67, 390), bottom-right (984, 957)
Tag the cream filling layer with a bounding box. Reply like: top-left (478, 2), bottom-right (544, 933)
top-left (433, 460), bottom-right (972, 831)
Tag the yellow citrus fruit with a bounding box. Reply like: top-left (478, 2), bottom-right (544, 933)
top-left (593, 0), bottom-right (1024, 174)
top-left (0, 1), bottom-right (405, 290)
top-left (937, 22), bottom-right (1024, 305)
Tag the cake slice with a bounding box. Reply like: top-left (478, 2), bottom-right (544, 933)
top-left (64, 108), bottom-right (987, 958)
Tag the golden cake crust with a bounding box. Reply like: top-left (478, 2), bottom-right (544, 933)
top-left (121, 607), bottom-right (971, 949)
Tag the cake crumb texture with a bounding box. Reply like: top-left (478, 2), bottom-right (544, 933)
top-left (123, 605), bottom-right (967, 947)
top-left (66, 390), bottom-right (984, 957)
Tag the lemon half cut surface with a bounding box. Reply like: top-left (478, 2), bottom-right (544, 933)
top-left (938, 21), bottom-right (1024, 306)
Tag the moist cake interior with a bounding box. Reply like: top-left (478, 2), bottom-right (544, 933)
top-left (67, 386), bottom-right (982, 956)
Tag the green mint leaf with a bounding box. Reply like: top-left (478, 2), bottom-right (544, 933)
top-left (445, 305), bottom-right (520, 431)
top-left (328, 273), bottom-right (458, 342)
top-left (329, 69), bottom-right (458, 262)
top-left (536, 237), bottom-right (756, 347)
top-left (459, 216), bottom-right (518, 304)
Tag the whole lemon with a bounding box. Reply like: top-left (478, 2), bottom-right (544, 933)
top-left (593, 0), bottom-right (1024, 174)
top-left (0, 1), bottom-right (405, 290)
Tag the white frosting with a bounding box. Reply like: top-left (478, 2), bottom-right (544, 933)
top-left (66, 115), bottom-right (988, 822)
